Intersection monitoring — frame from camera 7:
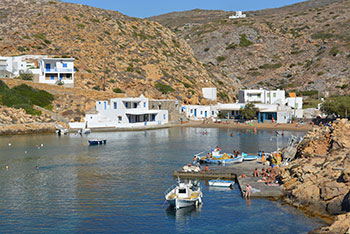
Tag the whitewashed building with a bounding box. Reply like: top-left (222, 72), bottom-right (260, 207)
top-left (0, 55), bottom-right (75, 86)
top-left (36, 58), bottom-right (75, 86)
top-left (182, 89), bottom-right (304, 123)
top-left (228, 11), bottom-right (246, 19)
top-left (181, 105), bottom-right (218, 120)
top-left (78, 95), bottom-right (168, 129)
top-left (202, 87), bottom-right (217, 101)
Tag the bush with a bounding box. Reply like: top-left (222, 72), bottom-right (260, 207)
top-left (0, 83), bottom-right (54, 115)
top-left (240, 102), bottom-right (258, 120)
top-left (216, 56), bottom-right (226, 62)
top-left (155, 82), bottom-right (175, 94)
top-left (239, 34), bottom-right (253, 47)
top-left (311, 32), bottom-right (333, 40)
top-left (113, 88), bottom-right (123, 93)
top-left (321, 95), bottom-right (350, 118)
top-left (56, 80), bottom-right (64, 86)
top-left (19, 72), bottom-right (33, 81)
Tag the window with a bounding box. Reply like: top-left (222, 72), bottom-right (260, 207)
top-left (98, 102), bottom-right (101, 104)
top-left (267, 93), bottom-right (270, 97)
top-left (144, 102), bottom-right (146, 107)
top-left (212, 111), bottom-right (214, 115)
top-left (273, 93), bottom-right (276, 98)
top-left (200, 111), bottom-right (203, 115)
top-left (178, 189), bottom-right (186, 194)
top-left (114, 102), bottom-right (117, 109)
top-left (296, 103), bottom-right (298, 108)
top-left (125, 102), bottom-right (128, 108)
top-left (163, 114), bottom-right (166, 120)
top-left (190, 109), bottom-right (193, 113)
top-left (118, 116), bottom-right (122, 121)
top-left (62, 63), bottom-right (67, 68)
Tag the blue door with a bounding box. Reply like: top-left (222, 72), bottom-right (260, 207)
top-left (194, 109), bottom-right (197, 117)
top-left (104, 102), bottom-right (107, 110)
top-left (59, 74), bottom-right (63, 80)
top-left (46, 64), bottom-right (51, 72)
top-left (205, 111), bottom-right (207, 118)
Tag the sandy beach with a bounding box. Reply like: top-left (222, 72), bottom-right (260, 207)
top-left (178, 120), bottom-right (313, 131)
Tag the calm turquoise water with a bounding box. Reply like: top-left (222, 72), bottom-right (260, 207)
top-left (0, 128), bottom-right (324, 233)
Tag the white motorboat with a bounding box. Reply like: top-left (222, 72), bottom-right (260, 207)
top-left (208, 179), bottom-right (234, 187)
top-left (165, 180), bottom-right (203, 210)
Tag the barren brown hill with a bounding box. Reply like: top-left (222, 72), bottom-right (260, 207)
top-left (149, 0), bottom-right (350, 100)
top-left (0, 0), bottom-right (234, 104)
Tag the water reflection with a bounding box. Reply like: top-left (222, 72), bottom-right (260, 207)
top-left (166, 205), bottom-right (202, 222)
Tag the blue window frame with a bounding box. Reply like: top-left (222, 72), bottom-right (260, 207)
top-left (144, 102), bottom-right (146, 107)
top-left (163, 114), bottom-right (166, 120)
top-left (125, 102), bottom-right (128, 108)
top-left (59, 74), bottom-right (63, 80)
top-left (62, 63), bottom-right (67, 68)
top-left (46, 63), bottom-right (51, 72)
top-left (104, 102), bottom-right (107, 110)
top-left (50, 75), bottom-right (55, 80)
top-left (151, 114), bottom-right (156, 121)
top-left (114, 102), bottom-right (117, 109)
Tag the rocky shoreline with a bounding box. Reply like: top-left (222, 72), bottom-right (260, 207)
top-left (278, 119), bottom-right (350, 234)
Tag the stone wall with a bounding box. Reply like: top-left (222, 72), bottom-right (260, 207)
top-left (149, 99), bottom-right (183, 123)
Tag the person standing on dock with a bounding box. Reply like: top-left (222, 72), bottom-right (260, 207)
top-left (245, 184), bottom-right (252, 199)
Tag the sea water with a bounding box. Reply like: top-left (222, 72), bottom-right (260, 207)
top-left (0, 128), bottom-right (325, 233)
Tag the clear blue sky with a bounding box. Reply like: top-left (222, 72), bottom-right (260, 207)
top-left (61, 0), bottom-right (307, 18)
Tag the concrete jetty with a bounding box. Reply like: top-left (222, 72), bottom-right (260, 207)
top-left (174, 161), bottom-right (283, 198)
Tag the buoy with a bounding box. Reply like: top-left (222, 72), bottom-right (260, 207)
top-left (8, 143), bottom-right (11, 146)
top-left (25, 151), bottom-right (27, 154)
top-left (5, 165), bottom-right (9, 170)
top-left (36, 145), bottom-right (38, 148)
top-left (41, 144), bottom-right (44, 147)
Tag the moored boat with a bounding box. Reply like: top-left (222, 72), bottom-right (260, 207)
top-left (88, 139), bottom-right (107, 145)
top-left (165, 180), bottom-right (203, 210)
top-left (208, 179), bottom-right (234, 187)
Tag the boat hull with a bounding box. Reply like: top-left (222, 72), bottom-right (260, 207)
top-left (208, 180), bottom-right (234, 187)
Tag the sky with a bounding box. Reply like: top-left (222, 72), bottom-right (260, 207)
top-left (61, 0), bottom-right (307, 18)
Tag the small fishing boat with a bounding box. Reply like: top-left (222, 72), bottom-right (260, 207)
top-left (88, 139), bottom-right (107, 145)
top-left (242, 153), bottom-right (260, 161)
top-left (165, 180), bottom-right (203, 210)
top-left (195, 149), bottom-right (243, 165)
top-left (208, 179), bottom-right (234, 188)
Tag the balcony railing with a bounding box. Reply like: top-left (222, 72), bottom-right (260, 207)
top-left (45, 68), bottom-right (74, 73)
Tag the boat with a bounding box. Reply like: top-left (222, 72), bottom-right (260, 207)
top-left (88, 139), bottom-right (107, 145)
top-left (208, 179), bottom-right (234, 188)
top-left (242, 153), bottom-right (260, 161)
top-left (56, 128), bottom-right (68, 136)
top-left (195, 149), bottom-right (243, 165)
top-left (165, 180), bottom-right (203, 210)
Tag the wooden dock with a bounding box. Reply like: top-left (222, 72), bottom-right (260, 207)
top-left (174, 161), bottom-right (283, 198)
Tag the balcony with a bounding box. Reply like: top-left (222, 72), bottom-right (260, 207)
top-left (45, 68), bottom-right (74, 73)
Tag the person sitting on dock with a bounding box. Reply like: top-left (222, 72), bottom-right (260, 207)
top-left (215, 146), bottom-right (221, 151)
top-left (253, 168), bottom-right (259, 177)
top-left (204, 165), bottom-right (210, 172)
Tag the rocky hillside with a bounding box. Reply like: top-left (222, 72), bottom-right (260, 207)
top-left (279, 119), bottom-right (350, 233)
top-left (0, 0), bottom-right (231, 104)
top-left (149, 0), bottom-right (350, 97)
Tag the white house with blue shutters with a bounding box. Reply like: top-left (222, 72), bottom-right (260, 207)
top-left (82, 95), bottom-right (169, 129)
top-left (0, 55), bottom-right (75, 86)
top-left (36, 58), bottom-right (75, 86)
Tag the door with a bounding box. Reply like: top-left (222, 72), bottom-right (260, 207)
top-left (45, 63), bottom-right (51, 72)
top-left (194, 109), bottom-right (197, 117)
top-left (205, 111), bottom-right (207, 118)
